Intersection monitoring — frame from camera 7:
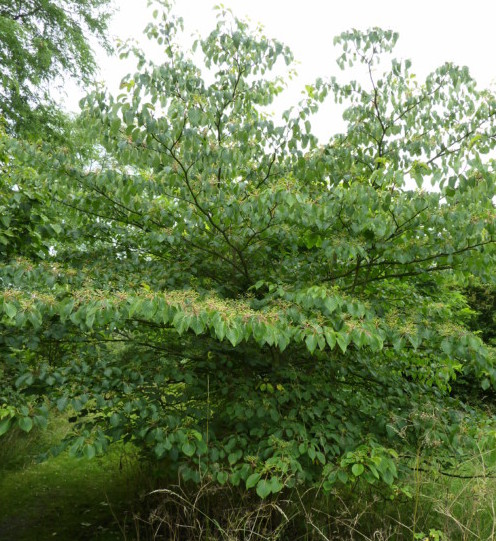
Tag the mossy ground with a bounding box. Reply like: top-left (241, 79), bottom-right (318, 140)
top-left (0, 419), bottom-right (144, 541)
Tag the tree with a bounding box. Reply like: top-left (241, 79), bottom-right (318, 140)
top-left (2, 5), bottom-right (496, 498)
top-left (0, 0), bottom-right (113, 138)
top-left (0, 0), bottom-right (113, 275)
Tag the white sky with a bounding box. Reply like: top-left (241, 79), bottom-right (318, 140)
top-left (61, 0), bottom-right (496, 141)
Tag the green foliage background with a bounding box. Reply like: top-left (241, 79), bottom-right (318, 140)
top-left (0, 0), bottom-right (112, 138)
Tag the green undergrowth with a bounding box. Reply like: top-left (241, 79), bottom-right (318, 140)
top-left (412, 458), bottom-right (496, 541)
top-left (127, 458), bottom-right (496, 540)
top-left (2, 419), bottom-right (496, 540)
top-left (0, 418), bottom-right (145, 541)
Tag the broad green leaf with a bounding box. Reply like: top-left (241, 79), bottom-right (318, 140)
top-left (18, 417), bottom-right (33, 433)
top-left (268, 476), bottom-right (283, 493)
top-left (336, 332), bottom-right (350, 353)
top-left (83, 444), bottom-right (96, 459)
top-left (324, 329), bottom-right (336, 349)
top-left (352, 463), bottom-right (364, 477)
top-left (305, 333), bottom-right (318, 354)
top-left (226, 325), bottom-right (243, 346)
top-left (3, 303), bottom-right (17, 319)
top-left (182, 441), bottom-right (196, 457)
top-left (316, 451), bottom-right (326, 465)
top-left (337, 470), bottom-right (348, 484)
top-left (246, 472), bottom-right (261, 489)
top-left (57, 396), bottom-right (69, 412)
top-left (0, 417), bottom-right (11, 436)
top-left (217, 471), bottom-right (229, 485)
top-left (382, 470), bottom-right (394, 486)
top-left (256, 479), bottom-right (271, 499)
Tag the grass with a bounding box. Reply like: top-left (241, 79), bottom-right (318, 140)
top-left (414, 455), bottom-right (496, 541)
top-left (0, 418), bottom-right (144, 541)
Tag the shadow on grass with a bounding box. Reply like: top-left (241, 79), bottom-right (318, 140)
top-left (0, 419), bottom-right (145, 541)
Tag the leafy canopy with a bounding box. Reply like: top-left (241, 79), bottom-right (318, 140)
top-left (0, 0), bottom-right (113, 138)
top-left (2, 4), bottom-right (496, 497)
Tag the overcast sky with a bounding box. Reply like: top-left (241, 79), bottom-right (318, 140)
top-left (62, 0), bottom-right (496, 141)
